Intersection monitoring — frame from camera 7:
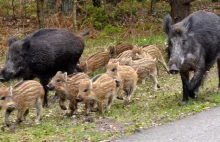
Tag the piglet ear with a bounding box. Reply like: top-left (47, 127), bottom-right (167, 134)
top-left (8, 36), bottom-right (18, 46)
top-left (89, 80), bottom-right (93, 89)
top-left (63, 72), bottom-right (68, 81)
top-left (116, 61), bottom-right (119, 67)
top-left (56, 71), bottom-right (62, 75)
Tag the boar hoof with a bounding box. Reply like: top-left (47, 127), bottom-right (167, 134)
top-left (179, 101), bottom-right (187, 106)
top-left (16, 119), bottom-right (22, 124)
top-left (157, 84), bottom-right (160, 88)
top-left (124, 100), bottom-right (129, 105)
top-left (60, 105), bottom-right (67, 110)
top-left (116, 96), bottom-right (124, 100)
top-left (90, 108), bottom-right (98, 112)
top-left (35, 119), bottom-right (40, 124)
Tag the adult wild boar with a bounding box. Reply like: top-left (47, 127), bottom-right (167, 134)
top-left (0, 28), bottom-right (85, 107)
top-left (164, 10), bottom-right (220, 105)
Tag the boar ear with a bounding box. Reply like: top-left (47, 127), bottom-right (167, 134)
top-left (22, 40), bottom-right (31, 53)
top-left (8, 36), bottom-right (18, 46)
top-left (63, 72), bottom-right (68, 81)
top-left (184, 17), bottom-right (193, 33)
top-left (164, 14), bottom-right (173, 36)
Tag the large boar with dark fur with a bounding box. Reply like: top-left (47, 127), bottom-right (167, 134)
top-left (0, 28), bottom-right (85, 107)
top-left (164, 10), bottom-right (220, 105)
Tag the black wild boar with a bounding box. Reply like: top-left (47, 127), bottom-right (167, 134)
top-left (164, 10), bottom-right (220, 104)
top-left (0, 28), bottom-right (85, 107)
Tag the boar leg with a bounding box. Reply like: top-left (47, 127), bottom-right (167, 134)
top-left (180, 71), bottom-right (190, 105)
top-left (68, 99), bottom-right (77, 116)
top-left (89, 100), bottom-right (98, 112)
top-left (188, 69), bottom-right (206, 98)
top-left (22, 109), bottom-right (29, 121)
top-left (17, 108), bottom-right (28, 124)
top-left (124, 84), bottom-right (134, 105)
top-left (40, 77), bottom-right (50, 107)
top-left (217, 58), bottom-right (220, 89)
top-left (97, 102), bottom-right (104, 115)
top-left (156, 65), bottom-right (160, 76)
top-left (5, 108), bottom-right (15, 127)
top-left (150, 75), bottom-right (159, 90)
top-left (35, 98), bottom-right (42, 123)
top-left (106, 94), bottom-right (114, 113)
top-left (59, 93), bottom-right (67, 110)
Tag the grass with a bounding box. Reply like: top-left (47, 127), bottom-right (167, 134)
top-left (1, 33), bottom-right (220, 142)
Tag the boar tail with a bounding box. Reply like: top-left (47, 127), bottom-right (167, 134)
top-left (80, 29), bottom-right (90, 37)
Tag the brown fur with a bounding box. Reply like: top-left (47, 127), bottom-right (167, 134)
top-left (132, 47), bottom-right (153, 60)
top-left (79, 52), bottom-right (111, 74)
top-left (76, 73), bottom-right (117, 115)
top-left (116, 50), bottom-right (132, 62)
top-left (108, 42), bottom-right (134, 58)
top-left (106, 59), bottom-right (138, 104)
top-left (0, 80), bottom-right (44, 127)
top-left (133, 45), bottom-right (169, 74)
top-left (120, 57), bottom-right (160, 90)
top-left (47, 71), bottom-right (94, 115)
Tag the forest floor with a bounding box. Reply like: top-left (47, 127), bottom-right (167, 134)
top-left (1, 0), bottom-right (220, 142)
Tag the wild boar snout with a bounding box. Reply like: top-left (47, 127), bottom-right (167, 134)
top-left (46, 84), bottom-right (55, 90)
top-left (76, 97), bottom-right (83, 102)
top-left (168, 58), bottom-right (181, 74)
top-left (0, 68), bottom-right (15, 81)
top-left (169, 64), bottom-right (179, 74)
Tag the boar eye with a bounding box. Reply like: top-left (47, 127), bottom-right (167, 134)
top-left (56, 79), bottom-right (62, 83)
top-left (111, 68), bottom-right (117, 72)
top-left (84, 89), bottom-right (88, 92)
top-left (182, 40), bottom-right (186, 45)
top-left (1, 96), bottom-right (6, 100)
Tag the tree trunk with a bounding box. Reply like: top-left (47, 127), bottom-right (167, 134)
top-left (169, 0), bottom-right (194, 23)
top-left (93, 0), bottom-right (101, 7)
top-left (61, 0), bottom-right (73, 16)
top-left (36, 0), bottom-right (44, 28)
top-left (47, 0), bottom-right (57, 10)
top-left (73, 0), bottom-right (77, 32)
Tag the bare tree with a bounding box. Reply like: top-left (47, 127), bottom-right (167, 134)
top-left (61, 0), bottom-right (73, 16)
top-left (73, 0), bottom-right (77, 32)
top-left (36, 0), bottom-right (44, 28)
top-left (168, 0), bottom-right (195, 23)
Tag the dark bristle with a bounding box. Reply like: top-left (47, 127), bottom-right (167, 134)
top-left (13, 80), bottom-right (28, 89)
top-left (68, 72), bottom-right (79, 77)
top-left (92, 74), bottom-right (102, 82)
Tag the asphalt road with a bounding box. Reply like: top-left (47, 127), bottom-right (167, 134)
top-left (115, 107), bottom-right (220, 142)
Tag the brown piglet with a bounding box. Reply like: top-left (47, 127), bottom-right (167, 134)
top-left (79, 52), bottom-right (111, 74)
top-left (108, 42), bottom-right (134, 58)
top-left (132, 45), bottom-right (169, 74)
top-left (76, 73), bottom-right (118, 115)
top-left (47, 71), bottom-right (95, 115)
top-left (0, 80), bottom-right (44, 127)
top-left (106, 59), bottom-right (138, 104)
top-left (120, 57), bottom-right (160, 90)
